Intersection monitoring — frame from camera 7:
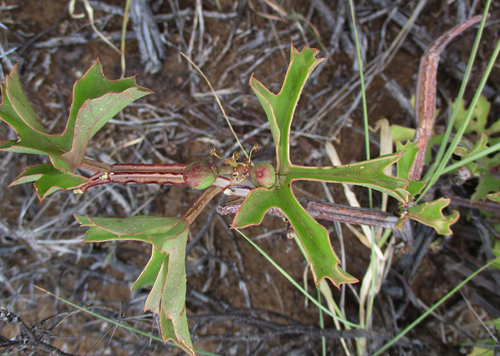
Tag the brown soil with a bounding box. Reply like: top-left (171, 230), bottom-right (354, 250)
top-left (1, 0), bottom-right (499, 355)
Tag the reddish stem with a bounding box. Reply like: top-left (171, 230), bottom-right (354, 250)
top-left (76, 162), bottom-right (253, 195)
top-left (184, 186), bottom-right (225, 225)
top-left (77, 163), bottom-right (187, 192)
top-left (409, 15), bottom-right (483, 181)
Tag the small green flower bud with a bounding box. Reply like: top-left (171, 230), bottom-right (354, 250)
top-left (249, 162), bottom-right (275, 188)
top-left (183, 161), bottom-right (218, 189)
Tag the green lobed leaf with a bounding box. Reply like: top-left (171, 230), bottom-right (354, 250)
top-left (243, 44), bottom-right (414, 287)
top-left (52, 60), bottom-right (152, 151)
top-left (250, 44), bottom-right (324, 171)
top-left (54, 60), bottom-right (152, 169)
top-left (76, 215), bottom-right (194, 355)
top-left (395, 198), bottom-right (459, 235)
top-left (58, 86), bottom-right (151, 170)
top-left (452, 95), bottom-right (490, 135)
top-left (287, 152), bottom-right (410, 204)
top-left (10, 164), bottom-right (88, 200)
top-left (0, 81), bottom-right (64, 156)
top-left (454, 134), bottom-right (500, 201)
top-left (232, 184), bottom-right (358, 287)
top-left (0, 60), bottom-right (152, 172)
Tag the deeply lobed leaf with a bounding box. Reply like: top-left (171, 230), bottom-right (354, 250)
top-left (454, 134), bottom-right (500, 201)
top-left (242, 44), bottom-right (411, 287)
top-left (395, 198), bottom-right (459, 235)
top-left (75, 215), bottom-right (194, 355)
top-left (0, 61), bottom-right (152, 196)
top-left (232, 183), bottom-right (358, 287)
top-left (250, 44), bottom-right (324, 171)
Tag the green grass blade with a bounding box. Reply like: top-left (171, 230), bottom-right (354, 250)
top-left (120, 0), bottom-right (131, 78)
top-left (348, 0), bottom-right (372, 211)
top-left (318, 288), bottom-right (326, 356)
top-left (442, 141), bottom-right (500, 174)
top-left (348, 0), bottom-right (377, 338)
top-left (372, 256), bottom-right (500, 356)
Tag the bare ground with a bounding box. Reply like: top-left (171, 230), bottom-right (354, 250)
top-left (1, 0), bottom-right (500, 355)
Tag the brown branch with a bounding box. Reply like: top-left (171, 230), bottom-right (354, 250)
top-left (445, 193), bottom-right (500, 214)
top-left (217, 197), bottom-right (399, 229)
top-left (409, 15), bottom-right (483, 181)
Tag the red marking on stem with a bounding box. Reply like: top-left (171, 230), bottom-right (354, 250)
top-left (112, 163), bottom-right (187, 172)
top-left (108, 172), bottom-right (185, 185)
top-left (77, 164), bottom-right (188, 192)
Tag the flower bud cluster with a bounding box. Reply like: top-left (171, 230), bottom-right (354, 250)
top-left (184, 156), bottom-right (276, 190)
